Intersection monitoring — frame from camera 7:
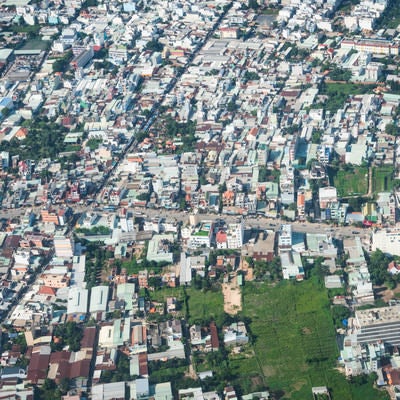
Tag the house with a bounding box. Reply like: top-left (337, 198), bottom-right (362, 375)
top-left (92, 382), bottom-right (126, 400)
top-left (280, 251), bottom-right (304, 280)
top-left (223, 322), bottom-right (249, 346)
top-left (27, 345), bottom-right (51, 384)
top-left (209, 322), bottom-right (219, 352)
top-left (319, 187), bottom-right (337, 209)
top-left (89, 286), bottom-right (109, 318)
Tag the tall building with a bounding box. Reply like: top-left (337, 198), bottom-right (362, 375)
top-left (278, 224), bottom-right (292, 252)
top-left (226, 219), bottom-right (244, 249)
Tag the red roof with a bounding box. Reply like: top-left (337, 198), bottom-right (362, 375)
top-left (209, 322), bottom-right (219, 350)
top-left (38, 286), bottom-right (56, 296)
top-left (139, 352), bottom-right (148, 376)
top-left (27, 348), bottom-right (50, 384)
top-left (216, 231), bottom-right (227, 244)
top-left (81, 327), bottom-right (96, 349)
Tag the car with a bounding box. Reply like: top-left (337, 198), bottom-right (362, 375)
top-left (352, 231), bottom-right (360, 234)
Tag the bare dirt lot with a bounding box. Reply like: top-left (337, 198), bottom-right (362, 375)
top-left (222, 277), bottom-right (242, 315)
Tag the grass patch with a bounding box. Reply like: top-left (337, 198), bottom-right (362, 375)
top-left (241, 280), bottom-right (389, 399)
top-left (261, 8), bottom-right (279, 15)
top-left (64, 144), bottom-right (81, 152)
top-left (186, 287), bottom-right (224, 325)
top-left (146, 287), bottom-right (185, 303)
top-left (19, 39), bottom-right (50, 51)
top-left (313, 82), bottom-right (376, 114)
top-left (372, 166), bottom-right (399, 193)
top-left (333, 166), bottom-right (368, 197)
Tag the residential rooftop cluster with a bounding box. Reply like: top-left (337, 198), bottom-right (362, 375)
top-left (1, 0), bottom-right (400, 397)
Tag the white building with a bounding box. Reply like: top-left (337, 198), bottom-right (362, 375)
top-left (281, 251), bottom-right (304, 280)
top-left (67, 286), bottom-right (88, 316)
top-left (319, 187), bottom-right (337, 209)
top-left (226, 220), bottom-right (244, 249)
top-left (54, 236), bottom-right (74, 259)
top-left (372, 227), bottom-right (400, 256)
top-left (89, 286), bottom-right (109, 316)
top-left (278, 224), bottom-right (292, 252)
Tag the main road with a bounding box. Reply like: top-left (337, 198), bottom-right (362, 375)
top-left (131, 207), bottom-right (371, 238)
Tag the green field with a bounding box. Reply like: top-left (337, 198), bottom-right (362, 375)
top-left (242, 280), bottom-right (389, 399)
top-left (315, 83), bottom-right (376, 113)
top-left (19, 39), bottom-right (50, 51)
top-left (372, 166), bottom-right (398, 193)
top-left (333, 166), bottom-right (368, 197)
top-left (186, 287), bottom-right (224, 325)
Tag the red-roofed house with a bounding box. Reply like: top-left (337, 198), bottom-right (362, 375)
top-left (38, 286), bottom-right (57, 296)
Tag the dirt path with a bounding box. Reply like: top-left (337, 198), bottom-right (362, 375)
top-left (222, 276), bottom-right (242, 315)
top-left (378, 284), bottom-right (400, 303)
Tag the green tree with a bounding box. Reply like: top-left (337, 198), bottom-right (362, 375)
top-left (367, 249), bottom-right (391, 286)
top-left (248, 0), bottom-right (259, 10)
top-left (145, 40), bottom-right (163, 52)
top-left (385, 122), bottom-right (400, 136)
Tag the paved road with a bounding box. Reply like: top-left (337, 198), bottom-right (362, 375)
top-left (0, 203), bottom-right (371, 240)
top-left (131, 208), bottom-right (370, 237)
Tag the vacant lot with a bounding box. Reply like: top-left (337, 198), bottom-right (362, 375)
top-left (223, 279), bottom-right (242, 315)
top-left (242, 280), bottom-right (389, 399)
top-left (186, 287), bottom-right (224, 325)
top-left (20, 39), bottom-right (50, 51)
top-left (372, 166), bottom-right (398, 193)
top-left (333, 166), bottom-right (368, 197)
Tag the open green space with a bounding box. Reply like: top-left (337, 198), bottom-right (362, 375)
top-left (186, 287), bottom-right (224, 325)
top-left (241, 280), bottom-right (389, 399)
top-left (333, 166), bottom-right (368, 197)
top-left (19, 39), bottom-right (50, 51)
top-left (146, 287), bottom-right (184, 303)
top-left (372, 166), bottom-right (399, 193)
top-left (313, 82), bottom-right (376, 114)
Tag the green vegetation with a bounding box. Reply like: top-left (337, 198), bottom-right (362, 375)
top-left (11, 23), bottom-right (41, 36)
top-left (75, 226), bottom-right (111, 236)
top-left (372, 165), bottom-right (399, 193)
top-left (100, 351), bottom-right (131, 383)
top-left (86, 138), bottom-right (102, 151)
top-left (34, 378), bottom-right (64, 400)
top-left (52, 50), bottom-right (73, 73)
top-left (328, 67), bottom-right (352, 82)
top-left (313, 82), bottom-right (376, 114)
top-left (186, 287), bottom-right (224, 325)
top-left (19, 39), bottom-right (50, 51)
top-left (311, 130), bottom-right (322, 144)
top-left (335, 0), bottom-right (360, 14)
top-left (82, 241), bottom-right (109, 289)
top-left (52, 321), bottom-right (83, 352)
top-left (246, 257), bottom-right (282, 281)
top-left (385, 122), bottom-right (400, 136)
top-left (258, 167), bottom-right (280, 183)
top-left (145, 39), bottom-right (164, 52)
top-left (332, 165), bottom-right (368, 197)
top-left (81, 0), bottom-right (98, 8)
top-left (243, 71), bottom-right (260, 81)
top-left (331, 305), bottom-right (351, 329)
top-left (262, 8), bottom-right (279, 15)
top-left (163, 115), bottom-right (197, 153)
top-left (117, 256), bottom-right (171, 276)
top-left (366, 249), bottom-right (400, 288)
top-left (64, 144), bottom-right (81, 152)
top-left (0, 117), bottom-right (68, 161)
top-left (241, 280), bottom-right (389, 399)
top-left (376, 0), bottom-right (400, 28)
